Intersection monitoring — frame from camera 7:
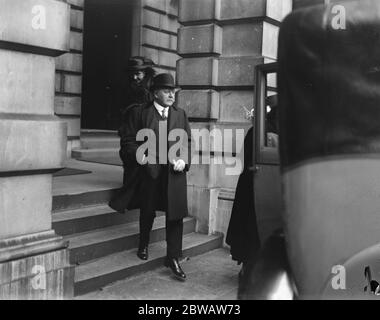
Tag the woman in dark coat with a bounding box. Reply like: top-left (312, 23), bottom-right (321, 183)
top-left (227, 97), bottom-right (279, 298)
top-left (226, 96), bottom-right (279, 265)
top-left (226, 126), bottom-right (261, 265)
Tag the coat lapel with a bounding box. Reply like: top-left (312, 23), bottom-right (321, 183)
top-left (142, 102), bottom-right (158, 131)
top-left (168, 105), bottom-right (179, 132)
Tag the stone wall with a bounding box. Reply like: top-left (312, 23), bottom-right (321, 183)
top-left (177, 0), bottom-right (292, 237)
top-left (0, 0), bottom-right (74, 299)
top-left (133, 0), bottom-right (181, 77)
top-left (55, 0), bottom-right (84, 156)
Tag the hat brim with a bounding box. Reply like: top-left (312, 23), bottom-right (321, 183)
top-left (125, 65), bottom-right (151, 72)
top-left (151, 85), bottom-right (179, 90)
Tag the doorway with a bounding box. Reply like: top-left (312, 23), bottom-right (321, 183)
top-left (81, 0), bottom-right (136, 130)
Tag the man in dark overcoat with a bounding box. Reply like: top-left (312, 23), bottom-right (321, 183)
top-left (109, 73), bottom-right (192, 281)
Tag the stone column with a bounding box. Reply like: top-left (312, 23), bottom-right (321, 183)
top-left (55, 0), bottom-right (84, 157)
top-left (0, 0), bottom-right (74, 299)
top-left (177, 0), bottom-right (291, 235)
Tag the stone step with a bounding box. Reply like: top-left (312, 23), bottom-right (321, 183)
top-left (67, 216), bottom-right (196, 265)
top-left (80, 129), bottom-right (118, 138)
top-left (74, 232), bottom-right (223, 296)
top-left (53, 205), bottom-right (132, 236)
top-left (80, 137), bottom-right (120, 149)
top-left (53, 204), bottom-right (165, 236)
top-left (72, 148), bottom-right (119, 160)
top-left (53, 188), bottom-right (119, 212)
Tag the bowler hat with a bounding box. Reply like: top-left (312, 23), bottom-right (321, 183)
top-left (151, 73), bottom-right (177, 90)
top-left (125, 56), bottom-right (155, 72)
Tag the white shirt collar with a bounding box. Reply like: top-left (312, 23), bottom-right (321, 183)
top-left (154, 101), bottom-right (168, 118)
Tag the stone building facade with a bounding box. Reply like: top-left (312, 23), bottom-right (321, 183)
top-left (55, 0), bottom-right (84, 156)
top-left (0, 0), bottom-right (74, 299)
top-left (177, 0), bottom-right (292, 237)
top-left (135, 0), bottom-right (180, 76)
top-left (56, 0), bottom-right (180, 155)
top-left (0, 0), bottom-right (313, 299)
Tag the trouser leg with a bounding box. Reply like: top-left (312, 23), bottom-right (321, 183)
top-left (166, 218), bottom-right (183, 259)
top-left (139, 209), bottom-right (155, 248)
top-left (139, 174), bottom-right (158, 248)
top-left (157, 164), bottom-right (183, 259)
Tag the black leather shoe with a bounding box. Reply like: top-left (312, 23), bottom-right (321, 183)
top-left (137, 246), bottom-right (148, 260)
top-left (164, 258), bottom-right (186, 281)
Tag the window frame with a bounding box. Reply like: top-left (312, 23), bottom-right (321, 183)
top-left (254, 62), bottom-right (279, 165)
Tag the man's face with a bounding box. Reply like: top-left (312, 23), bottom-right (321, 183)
top-left (154, 88), bottom-right (175, 107)
top-left (130, 70), bottom-right (145, 85)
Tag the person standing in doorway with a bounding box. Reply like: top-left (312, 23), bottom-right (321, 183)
top-left (118, 56), bottom-right (156, 186)
top-left (122, 56), bottom-right (156, 112)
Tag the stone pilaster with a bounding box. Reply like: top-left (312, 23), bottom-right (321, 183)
top-left (55, 0), bottom-right (84, 157)
top-left (0, 0), bottom-right (74, 299)
top-left (177, 0), bottom-right (291, 235)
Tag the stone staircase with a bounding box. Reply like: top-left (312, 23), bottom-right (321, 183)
top-left (72, 129), bottom-right (120, 162)
top-left (52, 161), bottom-right (223, 296)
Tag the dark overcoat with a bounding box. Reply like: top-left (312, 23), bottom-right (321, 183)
top-left (109, 102), bottom-right (192, 221)
top-left (226, 127), bottom-right (261, 264)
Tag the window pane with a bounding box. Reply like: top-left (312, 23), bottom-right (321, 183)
top-left (264, 72), bottom-right (278, 148)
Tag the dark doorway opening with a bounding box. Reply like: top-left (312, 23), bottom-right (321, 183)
top-left (82, 0), bottom-right (135, 130)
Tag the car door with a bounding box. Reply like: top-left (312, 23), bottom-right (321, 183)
top-left (252, 62), bottom-right (283, 243)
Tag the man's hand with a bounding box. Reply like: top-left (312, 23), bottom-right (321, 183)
top-left (173, 159), bottom-right (186, 172)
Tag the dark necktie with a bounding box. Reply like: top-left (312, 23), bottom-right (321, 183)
top-left (161, 108), bottom-right (167, 120)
